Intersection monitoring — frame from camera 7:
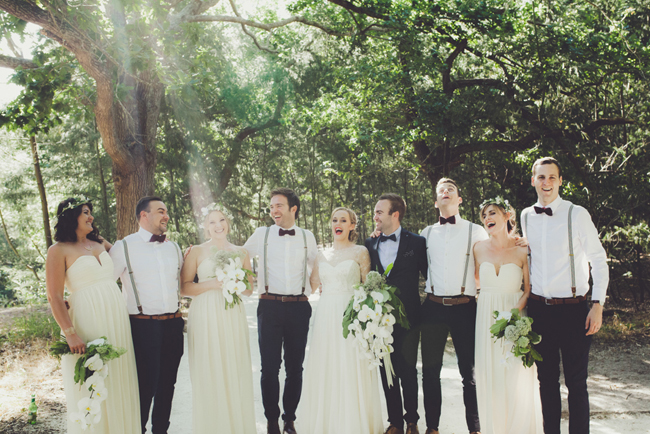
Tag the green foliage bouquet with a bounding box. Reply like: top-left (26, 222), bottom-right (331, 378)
top-left (342, 264), bottom-right (409, 386)
top-left (490, 308), bottom-right (542, 368)
top-left (50, 336), bottom-right (126, 429)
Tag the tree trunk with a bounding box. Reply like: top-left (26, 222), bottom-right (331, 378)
top-left (0, 204), bottom-right (40, 281)
top-left (29, 136), bottom-right (52, 248)
top-left (92, 125), bottom-right (112, 240)
top-left (112, 157), bottom-right (156, 239)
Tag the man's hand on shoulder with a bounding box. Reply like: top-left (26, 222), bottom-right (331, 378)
top-left (514, 236), bottom-right (528, 247)
top-left (585, 302), bottom-right (603, 336)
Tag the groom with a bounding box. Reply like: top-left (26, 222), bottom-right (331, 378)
top-left (244, 188), bottom-right (319, 434)
top-left (110, 196), bottom-right (184, 434)
top-left (366, 193), bottom-right (428, 434)
top-left (522, 157), bottom-right (609, 434)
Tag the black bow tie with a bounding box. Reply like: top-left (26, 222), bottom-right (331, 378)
top-left (379, 234), bottom-right (397, 242)
top-left (149, 234), bottom-right (166, 243)
top-left (534, 206), bottom-right (553, 216)
top-left (439, 215), bottom-right (456, 225)
top-left (279, 228), bottom-right (296, 236)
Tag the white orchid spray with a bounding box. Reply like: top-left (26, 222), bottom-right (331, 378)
top-left (342, 263), bottom-right (410, 387)
top-left (50, 336), bottom-right (127, 430)
top-left (209, 248), bottom-right (255, 309)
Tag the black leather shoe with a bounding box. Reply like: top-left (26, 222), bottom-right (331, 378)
top-left (267, 420), bottom-right (281, 434)
top-left (283, 420), bottom-right (297, 434)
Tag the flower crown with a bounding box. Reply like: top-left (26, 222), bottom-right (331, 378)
top-left (199, 203), bottom-right (234, 228)
top-left (57, 196), bottom-right (91, 217)
top-left (480, 196), bottom-right (511, 211)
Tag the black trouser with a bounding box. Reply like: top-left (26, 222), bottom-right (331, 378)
top-left (420, 298), bottom-right (479, 432)
top-left (380, 323), bottom-right (420, 429)
top-left (257, 298), bottom-right (311, 422)
top-left (130, 316), bottom-right (184, 434)
top-left (528, 299), bottom-right (592, 434)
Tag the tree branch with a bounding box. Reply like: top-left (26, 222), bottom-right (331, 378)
top-left (186, 14), bottom-right (353, 36)
top-left (0, 53), bottom-right (37, 69)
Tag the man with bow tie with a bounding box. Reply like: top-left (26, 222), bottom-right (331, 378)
top-left (244, 188), bottom-right (318, 434)
top-left (522, 157), bottom-right (608, 434)
top-left (366, 193), bottom-right (428, 434)
top-left (110, 196), bottom-right (184, 433)
top-left (418, 179), bottom-right (488, 434)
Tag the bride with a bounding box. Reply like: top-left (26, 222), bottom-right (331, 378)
top-left (180, 207), bottom-right (256, 434)
top-left (473, 198), bottom-right (543, 434)
top-left (297, 207), bottom-right (384, 434)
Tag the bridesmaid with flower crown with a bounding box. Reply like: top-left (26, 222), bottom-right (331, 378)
top-left (46, 197), bottom-right (140, 433)
top-left (180, 205), bottom-right (256, 434)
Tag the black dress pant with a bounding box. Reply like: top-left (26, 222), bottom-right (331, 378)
top-left (130, 316), bottom-right (184, 434)
top-left (528, 299), bottom-right (592, 434)
top-left (380, 323), bottom-right (420, 429)
top-left (420, 298), bottom-right (479, 432)
top-left (257, 299), bottom-right (311, 422)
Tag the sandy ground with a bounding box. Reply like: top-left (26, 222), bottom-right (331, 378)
top-left (1, 297), bottom-right (650, 433)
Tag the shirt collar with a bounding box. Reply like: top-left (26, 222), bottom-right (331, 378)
top-left (383, 225), bottom-right (402, 241)
top-left (137, 227), bottom-right (154, 242)
top-left (534, 196), bottom-right (563, 213)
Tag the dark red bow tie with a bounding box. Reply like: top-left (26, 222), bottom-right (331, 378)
top-left (439, 215), bottom-right (456, 225)
top-left (149, 234), bottom-right (166, 243)
top-left (534, 206), bottom-right (553, 216)
top-left (279, 228), bottom-right (296, 236)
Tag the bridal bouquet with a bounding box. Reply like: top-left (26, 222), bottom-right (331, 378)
top-left (50, 336), bottom-right (127, 429)
top-left (342, 264), bottom-right (409, 386)
top-left (209, 249), bottom-right (255, 309)
top-left (490, 308), bottom-right (542, 368)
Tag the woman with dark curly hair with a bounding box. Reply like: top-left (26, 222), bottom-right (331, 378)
top-left (46, 197), bottom-right (140, 433)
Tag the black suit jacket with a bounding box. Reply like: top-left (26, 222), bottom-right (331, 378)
top-left (365, 228), bottom-right (428, 327)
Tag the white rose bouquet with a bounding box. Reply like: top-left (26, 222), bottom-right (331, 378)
top-left (342, 263), bottom-right (409, 386)
top-left (208, 249), bottom-right (255, 310)
top-left (50, 336), bottom-right (127, 429)
top-left (490, 308), bottom-right (542, 368)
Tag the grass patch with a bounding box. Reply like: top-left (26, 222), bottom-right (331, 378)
top-left (0, 310), bottom-right (60, 347)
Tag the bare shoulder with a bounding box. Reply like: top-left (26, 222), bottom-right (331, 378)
top-left (516, 245), bottom-right (529, 258)
top-left (233, 245), bottom-right (249, 256)
top-left (355, 244), bottom-right (369, 255)
top-left (473, 238), bottom-right (490, 252)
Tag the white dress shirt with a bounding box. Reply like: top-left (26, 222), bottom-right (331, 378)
top-left (521, 197), bottom-right (609, 302)
top-left (421, 215), bottom-right (488, 296)
top-left (244, 225), bottom-right (318, 295)
top-left (110, 227), bottom-right (182, 315)
top-left (378, 226), bottom-right (401, 274)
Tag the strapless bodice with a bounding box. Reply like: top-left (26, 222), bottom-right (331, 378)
top-left (65, 251), bottom-right (114, 292)
top-left (478, 262), bottom-right (524, 294)
top-left (319, 259), bottom-right (361, 294)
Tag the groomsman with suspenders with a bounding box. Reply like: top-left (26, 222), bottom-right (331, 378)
top-left (522, 157), bottom-right (608, 434)
top-left (419, 178), bottom-right (488, 434)
top-left (110, 196), bottom-right (184, 434)
top-left (244, 188), bottom-right (318, 434)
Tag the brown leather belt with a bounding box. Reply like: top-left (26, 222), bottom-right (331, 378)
top-left (129, 311), bottom-right (182, 320)
top-left (530, 293), bottom-right (587, 305)
top-left (259, 294), bottom-right (309, 302)
top-left (427, 294), bottom-right (475, 306)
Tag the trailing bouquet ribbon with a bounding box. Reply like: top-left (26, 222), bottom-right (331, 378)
top-left (342, 263), bottom-right (409, 387)
top-left (50, 336), bottom-right (127, 430)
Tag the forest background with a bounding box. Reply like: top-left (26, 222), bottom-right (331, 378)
top-left (0, 0), bottom-right (648, 314)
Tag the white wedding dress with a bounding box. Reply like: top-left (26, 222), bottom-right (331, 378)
top-left (297, 246), bottom-right (384, 434)
top-left (62, 251), bottom-right (140, 433)
top-left (187, 252), bottom-right (256, 434)
top-left (475, 262), bottom-right (544, 434)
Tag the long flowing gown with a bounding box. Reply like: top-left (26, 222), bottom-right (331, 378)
top-left (297, 247), bottom-right (384, 434)
top-left (61, 251), bottom-right (140, 433)
top-left (475, 262), bottom-right (544, 434)
top-left (187, 252), bottom-right (256, 434)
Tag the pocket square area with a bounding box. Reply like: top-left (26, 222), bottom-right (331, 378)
top-left (403, 250), bottom-right (414, 257)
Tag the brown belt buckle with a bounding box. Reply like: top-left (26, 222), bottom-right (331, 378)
top-left (442, 298), bottom-right (454, 306)
top-left (282, 295), bottom-right (289, 302)
top-left (545, 297), bottom-right (554, 306)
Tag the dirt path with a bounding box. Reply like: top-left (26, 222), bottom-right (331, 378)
top-left (1, 298), bottom-right (649, 433)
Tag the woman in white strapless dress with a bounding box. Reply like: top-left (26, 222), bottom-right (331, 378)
top-left (46, 198), bottom-right (140, 433)
top-left (297, 207), bottom-right (384, 434)
top-left (180, 208), bottom-right (256, 434)
top-left (473, 200), bottom-right (543, 434)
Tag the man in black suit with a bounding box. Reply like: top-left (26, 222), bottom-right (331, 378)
top-left (366, 193), bottom-right (428, 434)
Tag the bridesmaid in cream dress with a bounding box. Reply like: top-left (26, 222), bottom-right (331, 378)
top-left (297, 207), bottom-right (384, 434)
top-left (180, 207), bottom-right (256, 434)
top-left (473, 199), bottom-right (543, 434)
top-left (46, 198), bottom-right (140, 433)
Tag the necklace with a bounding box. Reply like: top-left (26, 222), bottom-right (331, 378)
top-left (83, 241), bottom-right (93, 251)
